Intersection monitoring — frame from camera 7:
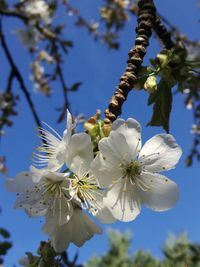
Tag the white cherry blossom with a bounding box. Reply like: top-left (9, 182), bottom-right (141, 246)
top-left (15, 25), bottom-right (40, 50)
top-left (6, 129), bottom-right (106, 252)
top-left (23, 0), bottom-right (51, 24)
top-left (64, 132), bottom-right (114, 221)
top-left (91, 118), bottom-right (182, 222)
top-left (33, 110), bottom-right (73, 171)
top-left (6, 167), bottom-right (73, 224)
top-left (6, 165), bottom-right (101, 254)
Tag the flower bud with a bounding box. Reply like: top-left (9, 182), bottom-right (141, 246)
top-left (144, 76), bottom-right (157, 93)
top-left (156, 52), bottom-right (170, 68)
top-left (102, 123), bottom-right (111, 137)
top-left (84, 110), bottom-right (101, 139)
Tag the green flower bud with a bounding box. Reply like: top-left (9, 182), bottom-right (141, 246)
top-left (144, 76), bottom-right (157, 93)
top-left (84, 120), bottom-right (99, 138)
top-left (84, 110), bottom-right (101, 139)
top-left (156, 52), bottom-right (171, 68)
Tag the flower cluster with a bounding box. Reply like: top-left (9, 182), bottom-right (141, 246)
top-left (21, 0), bottom-right (51, 24)
top-left (15, 0), bottom-right (51, 51)
top-left (6, 111), bottom-right (182, 252)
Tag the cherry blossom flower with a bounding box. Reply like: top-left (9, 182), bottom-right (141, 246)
top-left (6, 126), bottom-right (104, 252)
top-left (15, 26), bottom-right (40, 50)
top-left (92, 118), bottom-right (182, 222)
top-left (23, 0), bottom-right (51, 24)
top-left (191, 124), bottom-right (200, 135)
top-left (65, 133), bottom-right (102, 211)
top-left (33, 110), bottom-right (73, 171)
top-left (64, 133), bottom-right (116, 223)
top-left (6, 162), bottom-right (103, 252)
top-left (6, 167), bottom-right (72, 223)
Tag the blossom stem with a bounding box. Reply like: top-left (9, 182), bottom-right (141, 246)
top-left (153, 15), bottom-right (174, 49)
top-left (0, 21), bottom-right (42, 129)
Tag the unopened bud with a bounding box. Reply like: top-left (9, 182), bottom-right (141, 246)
top-left (144, 76), bottom-right (157, 93)
top-left (84, 120), bottom-right (99, 138)
top-left (102, 123), bottom-right (111, 137)
top-left (156, 52), bottom-right (170, 68)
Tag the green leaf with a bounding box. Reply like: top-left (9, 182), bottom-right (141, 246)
top-left (0, 228), bottom-right (10, 239)
top-left (147, 80), bottom-right (173, 132)
top-left (69, 82), bottom-right (82, 92)
top-left (147, 86), bottom-right (162, 106)
top-left (0, 241), bottom-right (12, 255)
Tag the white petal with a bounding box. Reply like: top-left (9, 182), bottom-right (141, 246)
top-left (139, 134), bottom-right (182, 172)
top-left (43, 207), bottom-right (101, 253)
top-left (66, 133), bottom-right (93, 175)
top-left (95, 207), bottom-right (116, 224)
top-left (139, 172), bottom-right (179, 211)
top-left (44, 171), bottom-right (68, 183)
top-left (43, 200), bottom-right (73, 234)
top-left (50, 222), bottom-right (72, 253)
top-left (89, 190), bottom-right (116, 224)
top-left (103, 180), bottom-right (141, 222)
top-left (111, 118), bottom-right (142, 158)
top-left (99, 132), bottom-right (132, 164)
top-left (66, 109), bottom-right (73, 131)
top-left (47, 145), bottom-right (66, 171)
top-left (6, 172), bottom-right (34, 193)
top-left (42, 212), bottom-right (57, 236)
top-left (15, 190), bottom-right (47, 217)
top-left (91, 153), bottom-right (122, 188)
top-left (29, 166), bottom-right (45, 183)
top-left (31, 167), bottom-right (67, 183)
top-left (71, 209), bottom-right (102, 247)
top-left (49, 197), bottom-right (73, 225)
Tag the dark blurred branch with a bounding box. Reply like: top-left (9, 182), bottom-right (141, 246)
top-left (0, 7), bottom-right (63, 42)
top-left (157, 12), bottom-right (178, 34)
top-left (153, 15), bottom-right (174, 49)
top-left (6, 70), bottom-right (15, 92)
top-left (56, 61), bottom-right (70, 111)
top-left (0, 8), bottom-right (27, 22)
top-left (0, 21), bottom-right (42, 128)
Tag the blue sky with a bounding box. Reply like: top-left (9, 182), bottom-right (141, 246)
top-left (0, 0), bottom-right (200, 266)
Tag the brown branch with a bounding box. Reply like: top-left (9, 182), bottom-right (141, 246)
top-left (104, 0), bottom-right (156, 124)
top-left (0, 21), bottom-right (42, 128)
top-left (51, 39), bottom-right (71, 120)
top-left (154, 12), bottom-right (197, 47)
top-left (0, 8), bottom-right (27, 22)
top-left (56, 61), bottom-right (71, 112)
top-left (157, 12), bottom-right (178, 34)
top-left (6, 70), bottom-right (15, 92)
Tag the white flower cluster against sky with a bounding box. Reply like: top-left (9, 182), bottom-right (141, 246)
top-left (1, 0), bottom-right (199, 266)
top-left (6, 111), bottom-right (182, 253)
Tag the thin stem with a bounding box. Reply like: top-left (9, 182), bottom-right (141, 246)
top-left (56, 62), bottom-right (70, 112)
top-left (0, 21), bottom-right (42, 128)
top-left (157, 12), bottom-right (178, 34)
top-left (0, 8), bottom-right (27, 22)
top-left (153, 15), bottom-right (174, 49)
top-left (6, 70), bottom-right (15, 93)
